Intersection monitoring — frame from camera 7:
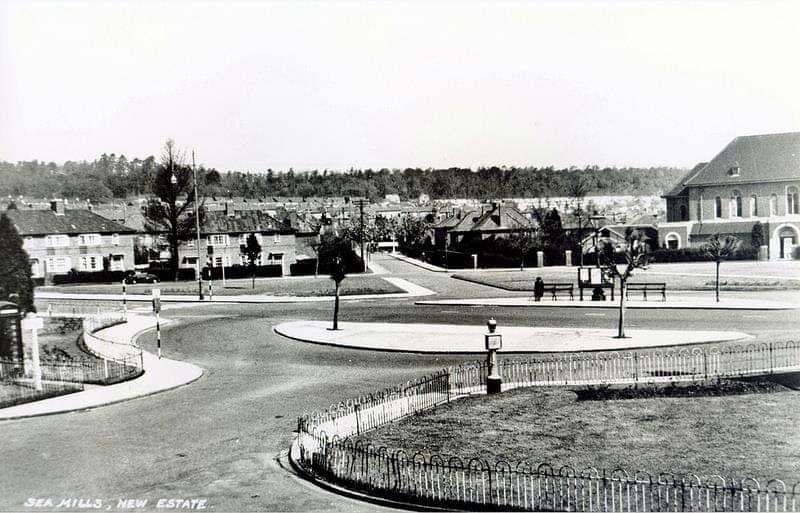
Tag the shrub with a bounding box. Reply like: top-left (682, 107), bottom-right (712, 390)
top-left (793, 246), bottom-right (800, 260)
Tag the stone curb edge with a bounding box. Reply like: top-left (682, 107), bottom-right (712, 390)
top-left (414, 300), bottom-right (798, 311)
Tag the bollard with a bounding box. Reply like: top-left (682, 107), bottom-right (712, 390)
top-left (536, 251), bottom-right (544, 268)
top-left (565, 249), bottom-right (572, 267)
top-left (22, 313), bottom-right (44, 391)
top-left (472, 254), bottom-right (478, 270)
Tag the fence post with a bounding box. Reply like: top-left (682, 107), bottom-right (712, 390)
top-left (769, 342), bottom-right (774, 374)
top-left (103, 358), bottom-right (109, 381)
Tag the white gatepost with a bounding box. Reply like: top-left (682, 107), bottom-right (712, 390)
top-left (22, 313), bottom-right (44, 391)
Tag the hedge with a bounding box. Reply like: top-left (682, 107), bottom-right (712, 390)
top-left (650, 245), bottom-right (758, 263)
top-left (204, 264), bottom-right (282, 280)
top-left (290, 253), bottom-right (365, 276)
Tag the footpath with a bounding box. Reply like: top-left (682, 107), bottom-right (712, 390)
top-left (0, 315), bottom-right (203, 421)
top-left (274, 320), bottom-right (751, 353)
top-left (416, 295), bottom-right (799, 310)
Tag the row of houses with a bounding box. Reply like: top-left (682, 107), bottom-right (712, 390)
top-left (5, 131), bottom-right (798, 281)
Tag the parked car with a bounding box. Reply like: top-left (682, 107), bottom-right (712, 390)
top-left (124, 271), bottom-right (159, 284)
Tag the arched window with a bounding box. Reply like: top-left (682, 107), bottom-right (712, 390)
top-left (665, 232), bottom-right (681, 249)
top-left (770, 194), bottom-right (778, 216)
top-left (788, 186), bottom-right (799, 215)
top-left (714, 196), bottom-right (722, 218)
top-left (679, 205), bottom-right (687, 220)
top-left (730, 191), bottom-right (742, 217)
top-left (750, 195), bottom-right (758, 217)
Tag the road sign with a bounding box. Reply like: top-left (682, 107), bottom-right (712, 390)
top-left (151, 288), bottom-right (161, 313)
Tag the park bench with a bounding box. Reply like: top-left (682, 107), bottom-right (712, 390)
top-left (626, 282), bottom-right (667, 301)
top-left (540, 282), bottom-right (574, 301)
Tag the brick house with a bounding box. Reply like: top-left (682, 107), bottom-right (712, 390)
top-left (659, 132), bottom-right (800, 259)
top-left (178, 203), bottom-right (297, 276)
top-left (5, 200), bottom-right (137, 279)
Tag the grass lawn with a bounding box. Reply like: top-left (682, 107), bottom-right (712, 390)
top-left (38, 275), bottom-right (404, 297)
top-left (453, 260), bottom-right (800, 292)
top-left (355, 386), bottom-right (800, 483)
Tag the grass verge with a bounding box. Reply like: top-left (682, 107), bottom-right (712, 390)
top-left (39, 275), bottom-right (404, 297)
top-left (354, 384), bottom-right (800, 483)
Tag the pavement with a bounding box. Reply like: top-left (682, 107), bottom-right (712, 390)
top-left (0, 314), bottom-right (203, 421)
top-left (274, 320), bottom-right (752, 353)
top-left (416, 295), bottom-right (800, 310)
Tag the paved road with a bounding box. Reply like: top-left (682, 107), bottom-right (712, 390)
top-left (2, 254), bottom-right (798, 512)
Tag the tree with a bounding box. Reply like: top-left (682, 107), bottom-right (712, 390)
top-left (143, 140), bottom-right (201, 280)
top-left (0, 214), bottom-right (35, 312)
top-left (319, 234), bottom-right (351, 330)
top-left (243, 234), bottom-right (262, 289)
top-left (600, 228), bottom-right (649, 338)
top-left (704, 234), bottom-right (741, 302)
top-left (509, 230), bottom-right (539, 271)
top-left (751, 222), bottom-right (765, 249)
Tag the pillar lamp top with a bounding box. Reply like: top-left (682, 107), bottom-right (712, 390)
top-left (487, 318), bottom-right (497, 333)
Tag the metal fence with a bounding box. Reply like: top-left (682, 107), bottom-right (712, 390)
top-left (0, 359), bottom-right (83, 408)
top-left (296, 341), bottom-right (800, 511)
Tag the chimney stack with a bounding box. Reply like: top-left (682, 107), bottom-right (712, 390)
top-left (50, 199), bottom-right (65, 216)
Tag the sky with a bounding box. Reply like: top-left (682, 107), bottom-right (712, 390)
top-left (1, 0), bottom-right (799, 173)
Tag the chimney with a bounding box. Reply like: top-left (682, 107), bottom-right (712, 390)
top-left (50, 199), bottom-right (65, 216)
top-left (225, 201), bottom-right (235, 217)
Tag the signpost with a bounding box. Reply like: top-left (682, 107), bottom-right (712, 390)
top-left (485, 318), bottom-right (502, 394)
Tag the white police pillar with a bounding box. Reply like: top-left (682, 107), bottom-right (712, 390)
top-left (536, 251), bottom-right (544, 268)
top-left (152, 288), bottom-right (162, 359)
top-left (485, 318), bottom-right (502, 394)
top-left (22, 313), bottom-right (43, 391)
top-left (565, 249), bottom-right (572, 267)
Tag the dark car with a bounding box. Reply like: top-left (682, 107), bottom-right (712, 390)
top-left (124, 271), bottom-right (159, 284)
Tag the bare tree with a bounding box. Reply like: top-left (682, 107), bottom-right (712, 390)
top-left (143, 140), bottom-right (202, 281)
top-left (703, 234), bottom-right (741, 302)
top-left (509, 230), bottom-right (539, 271)
top-left (600, 228), bottom-right (650, 338)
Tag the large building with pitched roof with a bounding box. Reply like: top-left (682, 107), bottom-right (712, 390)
top-left (5, 200), bottom-right (137, 278)
top-left (658, 132), bottom-right (800, 259)
top-left (433, 203), bottom-right (536, 248)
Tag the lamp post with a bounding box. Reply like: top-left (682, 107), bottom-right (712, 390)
top-left (485, 318), bottom-right (502, 394)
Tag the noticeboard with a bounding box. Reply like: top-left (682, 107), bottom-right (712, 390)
top-left (485, 334), bottom-right (502, 351)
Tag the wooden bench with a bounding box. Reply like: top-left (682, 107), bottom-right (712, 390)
top-left (626, 282), bottom-right (667, 301)
top-left (538, 282), bottom-right (574, 301)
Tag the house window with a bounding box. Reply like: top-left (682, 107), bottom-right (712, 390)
top-left (268, 252), bottom-right (284, 265)
top-left (45, 235), bottom-right (70, 247)
top-left (111, 233), bottom-right (120, 246)
top-left (207, 234), bottom-right (228, 247)
top-left (240, 253), bottom-right (262, 266)
top-left (45, 256), bottom-right (71, 273)
top-left (110, 254), bottom-right (125, 271)
top-left (679, 205), bottom-right (687, 221)
top-left (788, 186), bottom-right (799, 215)
top-left (770, 194), bottom-right (778, 216)
top-left (750, 195), bottom-right (758, 217)
top-left (213, 255), bottom-right (231, 268)
top-left (730, 191), bottom-right (742, 217)
top-left (714, 197), bottom-right (722, 218)
top-left (239, 234), bottom-right (248, 246)
top-left (79, 255), bottom-right (102, 272)
top-left (728, 166), bottom-right (740, 177)
top-left (187, 239), bottom-right (195, 249)
top-left (78, 233), bottom-right (102, 246)
top-left (665, 233), bottom-right (681, 249)
top-left (273, 233), bottom-right (281, 243)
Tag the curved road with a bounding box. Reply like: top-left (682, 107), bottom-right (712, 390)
top-left (1, 255), bottom-right (797, 512)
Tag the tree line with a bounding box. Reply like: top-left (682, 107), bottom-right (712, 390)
top-left (1, 155), bottom-right (686, 201)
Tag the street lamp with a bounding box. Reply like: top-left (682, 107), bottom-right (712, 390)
top-left (192, 151), bottom-right (204, 300)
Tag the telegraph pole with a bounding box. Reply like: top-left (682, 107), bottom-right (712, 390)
top-left (192, 151), bottom-right (204, 300)
top-left (354, 199), bottom-right (368, 272)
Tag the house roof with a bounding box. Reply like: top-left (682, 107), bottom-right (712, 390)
top-left (663, 162), bottom-right (708, 197)
top-left (690, 221), bottom-right (757, 236)
top-left (5, 208), bottom-right (136, 236)
top-left (201, 210), bottom-right (292, 235)
top-left (449, 205), bottom-right (535, 233)
top-left (684, 132), bottom-right (800, 187)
